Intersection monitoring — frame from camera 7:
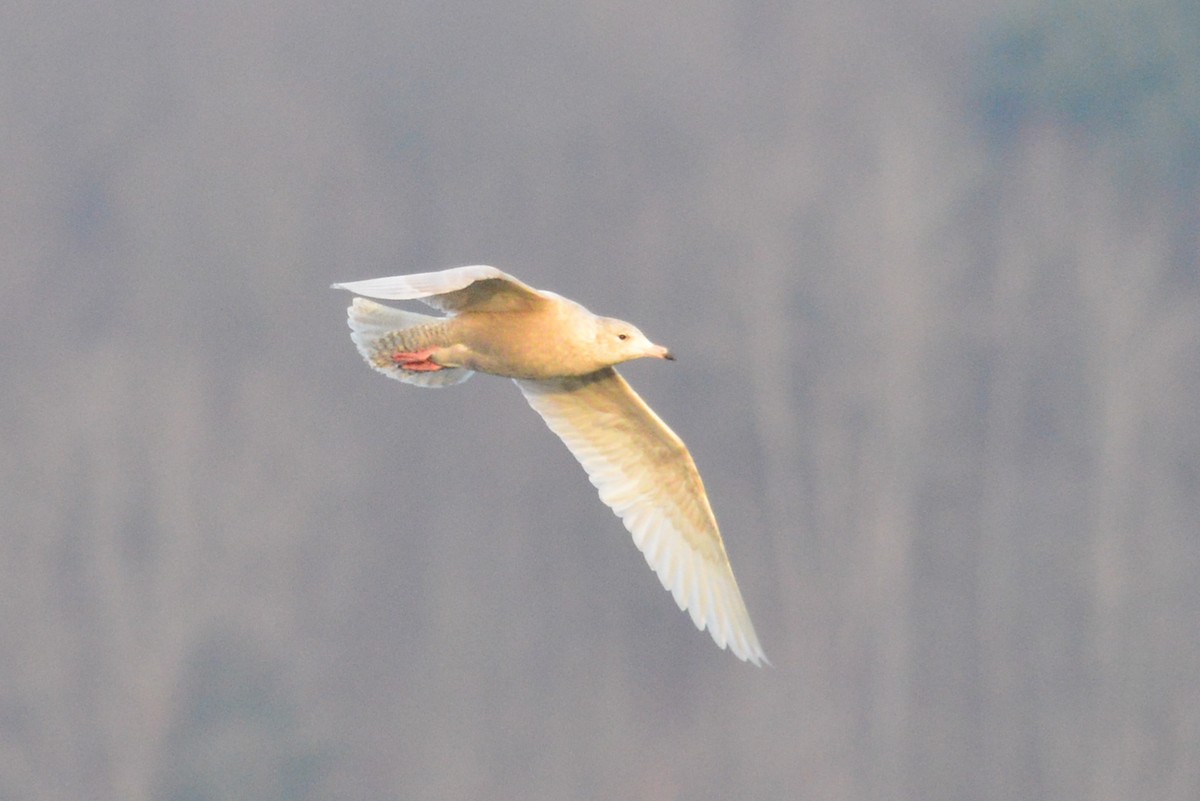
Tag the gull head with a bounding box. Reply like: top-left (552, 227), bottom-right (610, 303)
top-left (594, 317), bottom-right (675, 365)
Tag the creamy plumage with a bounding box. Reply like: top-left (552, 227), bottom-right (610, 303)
top-left (333, 265), bottom-right (766, 665)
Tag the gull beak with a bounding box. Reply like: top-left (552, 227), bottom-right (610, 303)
top-left (652, 344), bottom-right (675, 361)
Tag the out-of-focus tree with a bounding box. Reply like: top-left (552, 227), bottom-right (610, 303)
top-left (153, 635), bottom-right (330, 801)
top-left (979, 0), bottom-right (1200, 188)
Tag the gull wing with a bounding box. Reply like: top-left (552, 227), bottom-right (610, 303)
top-left (333, 265), bottom-right (547, 314)
top-left (516, 368), bottom-right (767, 665)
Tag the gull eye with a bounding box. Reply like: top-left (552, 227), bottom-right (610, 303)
top-left (618, 333), bottom-right (628, 341)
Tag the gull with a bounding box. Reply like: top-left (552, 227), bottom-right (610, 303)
top-left (333, 265), bottom-right (766, 665)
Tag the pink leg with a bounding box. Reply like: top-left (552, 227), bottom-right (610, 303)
top-left (391, 347), bottom-right (445, 372)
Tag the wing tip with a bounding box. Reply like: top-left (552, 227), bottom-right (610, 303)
top-left (729, 629), bottom-right (770, 667)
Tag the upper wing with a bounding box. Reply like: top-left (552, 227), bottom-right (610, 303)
top-left (332, 265), bottom-right (547, 314)
top-left (516, 369), bottom-right (767, 665)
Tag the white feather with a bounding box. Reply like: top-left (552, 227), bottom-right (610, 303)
top-left (516, 370), bottom-right (767, 666)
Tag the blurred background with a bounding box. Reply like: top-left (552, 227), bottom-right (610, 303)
top-left (4, 1), bottom-right (1199, 799)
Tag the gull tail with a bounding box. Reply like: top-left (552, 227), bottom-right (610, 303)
top-left (345, 298), bottom-right (474, 388)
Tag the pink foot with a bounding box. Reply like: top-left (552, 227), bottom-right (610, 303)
top-left (391, 347), bottom-right (444, 372)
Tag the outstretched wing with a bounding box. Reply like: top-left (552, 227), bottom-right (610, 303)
top-left (516, 368), bottom-right (767, 665)
top-left (332, 265), bottom-right (547, 314)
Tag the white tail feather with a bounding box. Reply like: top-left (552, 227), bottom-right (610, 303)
top-left (346, 298), bottom-right (474, 388)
